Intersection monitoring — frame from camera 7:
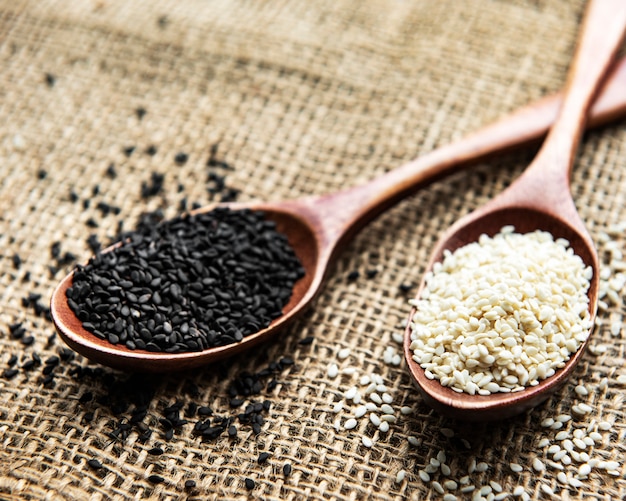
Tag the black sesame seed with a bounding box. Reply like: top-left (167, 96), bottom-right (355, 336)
top-left (45, 73), bottom-right (56, 87)
top-left (135, 107), bottom-right (147, 120)
top-left (298, 336), bottom-right (314, 345)
top-left (244, 478), bottom-right (255, 490)
top-left (123, 146), bottom-right (136, 157)
top-left (399, 282), bottom-right (415, 293)
top-left (145, 145), bottom-right (157, 156)
top-left (3, 368), bottom-right (18, 379)
top-left (105, 163), bottom-right (117, 178)
top-left (347, 270), bottom-right (359, 281)
top-left (258, 452), bottom-right (270, 464)
top-left (148, 447), bottom-right (164, 455)
top-left (148, 474), bottom-right (164, 484)
top-left (87, 459), bottom-right (103, 470)
top-left (283, 463), bottom-right (292, 477)
top-left (37, 169), bottom-right (47, 180)
top-left (11, 254), bottom-right (22, 269)
top-left (174, 152), bottom-right (188, 165)
top-left (184, 479), bottom-right (196, 489)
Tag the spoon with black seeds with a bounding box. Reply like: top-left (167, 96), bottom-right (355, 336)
top-left (51, 53), bottom-right (626, 373)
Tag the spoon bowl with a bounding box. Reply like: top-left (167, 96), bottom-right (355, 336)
top-left (403, 0), bottom-right (626, 420)
top-left (51, 51), bottom-right (626, 373)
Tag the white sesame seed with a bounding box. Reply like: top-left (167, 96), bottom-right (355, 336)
top-left (574, 384), bottom-right (588, 396)
top-left (341, 367), bottom-right (357, 375)
top-left (441, 428), bottom-right (455, 438)
top-left (537, 438), bottom-right (550, 447)
top-left (362, 436), bottom-right (373, 447)
top-left (468, 458), bottom-right (477, 474)
top-left (337, 348), bottom-right (351, 359)
top-left (425, 464), bottom-right (438, 474)
top-left (553, 450), bottom-right (567, 461)
top-left (557, 472), bottom-right (567, 484)
top-left (540, 484), bottom-right (554, 495)
top-left (460, 485), bottom-right (476, 494)
top-left (332, 401), bottom-right (344, 413)
top-left (378, 421), bottom-right (390, 433)
top-left (430, 457), bottom-right (441, 468)
top-left (369, 393), bottom-right (383, 404)
top-left (344, 386), bottom-right (358, 400)
top-left (532, 458), bottom-right (545, 472)
top-left (344, 418), bottom-right (357, 430)
top-left (441, 464), bottom-right (451, 476)
top-left (568, 476), bottom-right (583, 488)
top-left (395, 469), bottom-right (406, 483)
top-left (476, 462), bottom-right (489, 472)
top-left (598, 420), bottom-right (612, 430)
top-left (436, 450), bottom-right (447, 463)
top-left (444, 480), bottom-right (458, 490)
top-left (513, 485), bottom-right (525, 496)
top-left (443, 494), bottom-right (457, 501)
top-left (494, 494), bottom-right (509, 501)
top-left (365, 402), bottom-right (378, 411)
top-left (380, 404), bottom-right (394, 415)
top-left (353, 405), bottom-right (367, 419)
top-left (359, 375), bottom-right (371, 385)
top-left (380, 414), bottom-right (397, 423)
top-left (588, 431), bottom-right (602, 443)
top-left (617, 374), bottom-right (626, 385)
top-left (459, 475), bottom-right (470, 485)
top-left (561, 454), bottom-right (572, 465)
top-left (382, 393), bottom-right (393, 404)
top-left (555, 431), bottom-right (569, 441)
top-left (418, 470), bottom-right (430, 482)
top-left (541, 418), bottom-right (554, 428)
top-left (555, 414), bottom-right (571, 423)
top-left (510, 463), bottom-right (523, 473)
top-left (578, 463), bottom-right (591, 477)
top-left (369, 413), bottom-right (381, 427)
top-left (432, 481), bottom-right (445, 494)
top-left (327, 364), bottom-right (339, 378)
top-left (479, 485), bottom-right (492, 495)
top-left (400, 406), bottom-right (412, 415)
top-left (461, 439), bottom-right (471, 449)
top-left (408, 436), bottom-right (421, 447)
top-left (547, 445), bottom-right (560, 454)
top-left (489, 481), bottom-right (502, 492)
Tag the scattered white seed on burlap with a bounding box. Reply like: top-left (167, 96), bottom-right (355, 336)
top-left (361, 436), bottom-right (373, 448)
top-left (327, 363), bottom-right (339, 378)
top-left (337, 347), bottom-right (351, 360)
top-left (409, 227), bottom-right (593, 395)
top-left (344, 418), bottom-right (357, 430)
top-left (510, 463), bottom-right (523, 473)
top-left (395, 469), bottom-right (406, 483)
top-left (532, 458), bottom-right (545, 472)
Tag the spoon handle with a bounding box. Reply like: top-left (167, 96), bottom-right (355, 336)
top-left (310, 53), bottom-right (626, 250)
top-left (528, 0), bottom-right (626, 184)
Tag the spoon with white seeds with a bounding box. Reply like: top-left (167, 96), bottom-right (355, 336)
top-left (404, 0), bottom-right (626, 421)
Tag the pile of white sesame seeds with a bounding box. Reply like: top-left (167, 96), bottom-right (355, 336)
top-left (409, 226), bottom-right (593, 395)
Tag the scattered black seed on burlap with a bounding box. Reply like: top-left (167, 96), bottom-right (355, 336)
top-left (66, 207), bottom-right (305, 353)
top-left (244, 478), bottom-right (255, 490)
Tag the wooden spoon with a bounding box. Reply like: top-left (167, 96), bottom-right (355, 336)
top-left (404, 0), bottom-right (626, 421)
top-left (51, 53), bottom-right (626, 375)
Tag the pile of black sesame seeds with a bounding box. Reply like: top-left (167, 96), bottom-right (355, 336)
top-left (1, 104), bottom-right (312, 492)
top-left (66, 207), bottom-right (305, 353)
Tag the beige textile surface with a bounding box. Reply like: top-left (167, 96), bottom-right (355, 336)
top-left (0, 0), bottom-right (625, 499)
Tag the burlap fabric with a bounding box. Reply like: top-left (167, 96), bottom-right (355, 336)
top-left (0, 1), bottom-right (624, 499)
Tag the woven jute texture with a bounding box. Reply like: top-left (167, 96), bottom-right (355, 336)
top-left (1, 1), bottom-right (625, 500)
